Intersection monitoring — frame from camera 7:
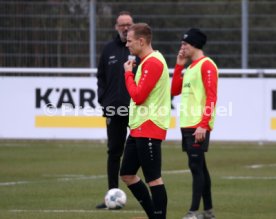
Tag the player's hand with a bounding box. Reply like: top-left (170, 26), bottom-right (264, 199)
top-left (193, 127), bottom-right (207, 143)
top-left (124, 60), bottom-right (134, 72)
top-left (176, 46), bottom-right (188, 66)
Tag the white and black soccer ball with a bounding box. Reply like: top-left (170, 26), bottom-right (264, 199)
top-left (104, 188), bottom-right (127, 209)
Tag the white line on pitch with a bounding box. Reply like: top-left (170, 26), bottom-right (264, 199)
top-left (0, 181), bottom-right (30, 186)
top-left (0, 175), bottom-right (106, 187)
top-left (222, 176), bottom-right (276, 180)
top-left (10, 209), bottom-right (144, 214)
top-left (57, 175), bottom-right (106, 182)
top-left (162, 169), bottom-right (190, 174)
top-left (246, 163), bottom-right (276, 169)
top-left (0, 169), bottom-right (188, 187)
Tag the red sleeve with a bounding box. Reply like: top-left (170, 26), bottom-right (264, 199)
top-left (171, 64), bottom-right (184, 96)
top-left (125, 57), bottom-right (163, 105)
top-left (198, 60), bottom-right (218, 129)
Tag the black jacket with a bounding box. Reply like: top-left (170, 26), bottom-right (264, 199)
top-left (97, 34), bottom-right (138, 116)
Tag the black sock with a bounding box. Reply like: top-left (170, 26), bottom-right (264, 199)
top-left (128, 180), bottom-right (154, 219)
top-left (150, 184), bottom-right (167, 219)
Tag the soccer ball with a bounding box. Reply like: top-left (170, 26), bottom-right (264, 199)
top-left (104, 188), bottom-right (127, 209)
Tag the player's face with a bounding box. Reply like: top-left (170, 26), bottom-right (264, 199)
top-left (115, 15), bottom-right (133, 42)
top-left (126, 30), bottom-right (141, 56)
top-left (180, 41), bottom-right (195, 58)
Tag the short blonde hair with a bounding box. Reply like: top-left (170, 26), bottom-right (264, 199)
top-left (128, 23), bottom-right (152, 44)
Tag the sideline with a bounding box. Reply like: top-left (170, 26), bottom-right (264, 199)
top-left (0, 170), bottom-right (189, 187)
top-left (10, 209), bottom-right (144, 214)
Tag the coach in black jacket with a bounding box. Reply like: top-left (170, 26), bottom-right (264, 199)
top-left (96, 11), bottom-right (138, 209)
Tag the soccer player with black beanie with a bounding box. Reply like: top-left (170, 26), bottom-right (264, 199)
top-left (171, 28), bottom-right (218, 219)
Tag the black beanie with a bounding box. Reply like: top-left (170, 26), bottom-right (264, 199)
top-left (181, 28), bottom-right (207, 49)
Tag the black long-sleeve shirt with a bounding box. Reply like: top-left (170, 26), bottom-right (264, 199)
top-left (97, 34), bottom-right (138, 116)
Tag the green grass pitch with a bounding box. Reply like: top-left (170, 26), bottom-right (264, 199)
top-left (0, 140), bottom-right (276, 219)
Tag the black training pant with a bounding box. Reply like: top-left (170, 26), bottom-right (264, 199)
top-left (181, 128), bottom-right (213, 211)
top-left (106, 116), bottom-right (128, 189)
